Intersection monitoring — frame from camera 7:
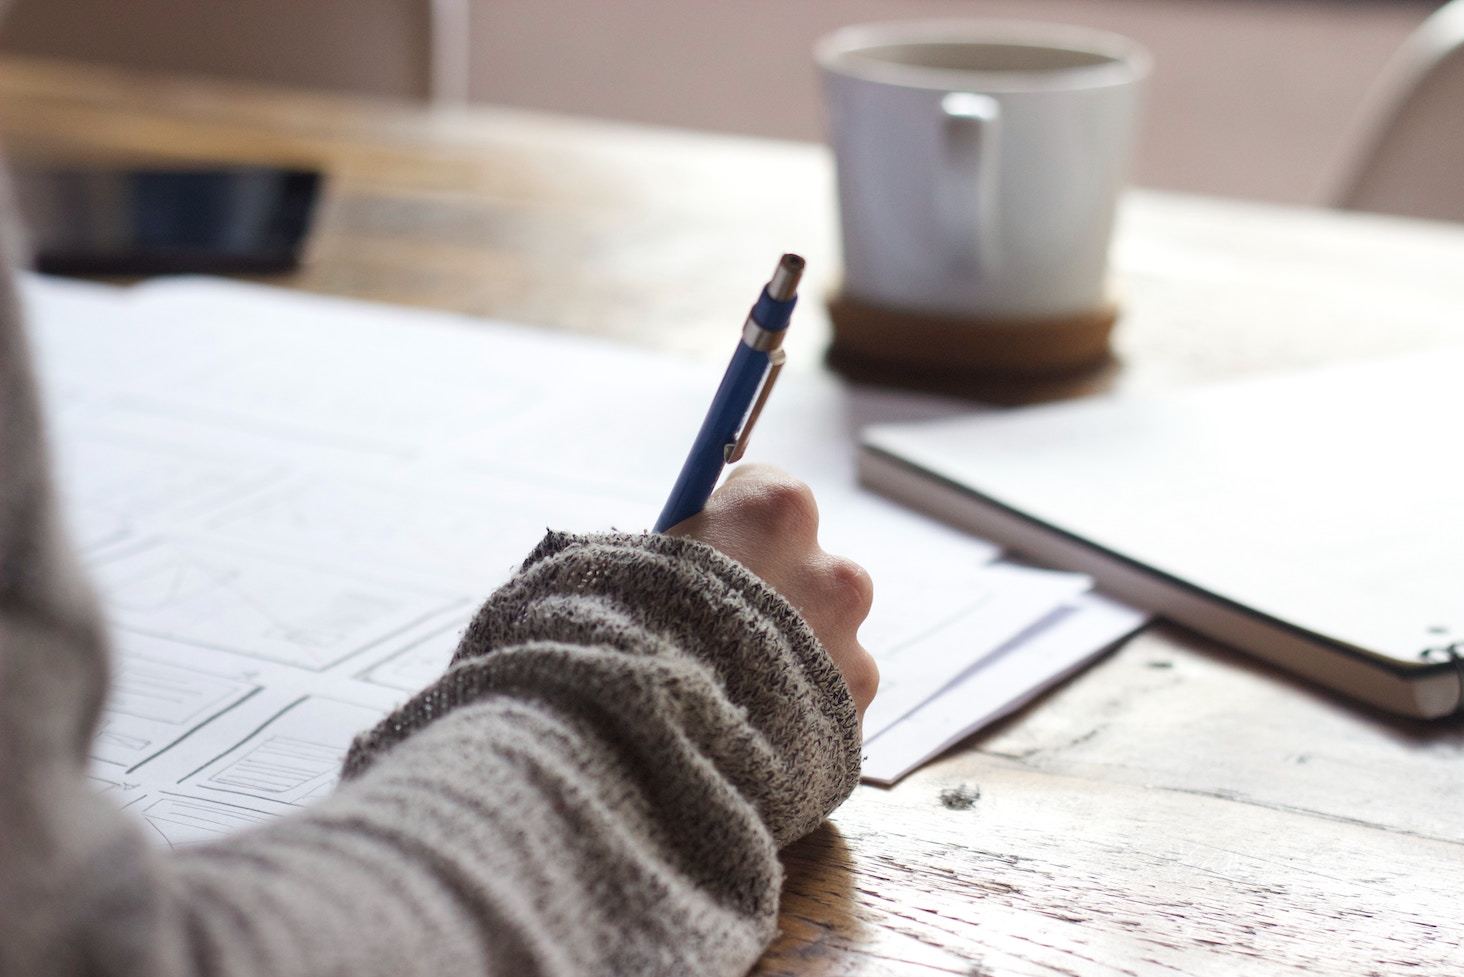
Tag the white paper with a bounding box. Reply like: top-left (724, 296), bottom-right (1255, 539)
top-left (19, 274), bottom-right (1143, 838)
top-left (861, 593), bottom-right (1149, 784)
top-left (858, 563), bottom-right (1091, 740)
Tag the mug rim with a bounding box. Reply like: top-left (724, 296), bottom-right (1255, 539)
top-left (816, 20), bottom-right (1152, 93)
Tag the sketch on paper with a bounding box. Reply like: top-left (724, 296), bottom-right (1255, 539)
top-left (181, 696), bottom-right (386, 808)
top-left (89, 653), bottom-right (259, 770)
top-left (139, 795), bottom-right (276, 849)
top-left (360, 622), bottom-right (464, 693)
top-left (49, 427), bottom-right (283, 552)
top-left (92, 540), bottom-right (456, 671)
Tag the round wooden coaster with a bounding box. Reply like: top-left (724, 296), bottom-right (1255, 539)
top-left (827, 291), bottom-right (1118, 382)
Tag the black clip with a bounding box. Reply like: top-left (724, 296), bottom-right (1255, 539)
top-left (1420, 641), bottom-right (1464, 716)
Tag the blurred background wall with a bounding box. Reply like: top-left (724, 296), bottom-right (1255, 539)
top-left (0, 0), bottom-right (1443, 204)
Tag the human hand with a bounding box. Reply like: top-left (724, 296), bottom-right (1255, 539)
top-left (666, 464), bottom-right (879, 720)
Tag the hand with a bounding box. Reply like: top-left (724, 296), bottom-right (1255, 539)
top-left (667, 464), bottom-right (879, 720)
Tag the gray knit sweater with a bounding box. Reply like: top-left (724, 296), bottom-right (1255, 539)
top-left (0, 223), bottom-right (861, 972)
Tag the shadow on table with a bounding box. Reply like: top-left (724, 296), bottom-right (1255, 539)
top-left (754, 822), bottom-right (863, 976)
top-left (1155, 622), bottom-right (1464, 748)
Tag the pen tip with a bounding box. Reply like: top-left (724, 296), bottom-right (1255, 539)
top-left (768, 253), bottom-right (805, 301)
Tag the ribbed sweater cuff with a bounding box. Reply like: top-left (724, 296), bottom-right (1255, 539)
top-left (343, 531), bottom-right (861, 847)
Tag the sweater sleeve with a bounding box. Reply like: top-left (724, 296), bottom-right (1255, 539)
top-left (159, 530), bottom-right (862, 977)
top-left (1, 257), bottom-right (862, 976)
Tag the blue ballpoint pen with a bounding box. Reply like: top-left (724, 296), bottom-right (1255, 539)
top-left (653, 253), bottom-right (805, 532)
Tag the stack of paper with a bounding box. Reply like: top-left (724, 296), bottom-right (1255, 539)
top-left (23, 275), bottom-right (1146, 845)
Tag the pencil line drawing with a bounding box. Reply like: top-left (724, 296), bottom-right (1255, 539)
top-left (359, 623), bottom-right (462, 693)
top-left (140, 795), bottom-right (276, 850)
top-left (93, 540), bottom-right (457, 671)
top-left (183, 696), bottom-right (387, 807)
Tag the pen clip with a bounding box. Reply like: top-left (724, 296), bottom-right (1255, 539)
top-left (724, 349), bottom-right (786, 463)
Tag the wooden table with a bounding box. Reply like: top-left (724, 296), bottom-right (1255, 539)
top-left (3, 57), bottom-right (1460, 976)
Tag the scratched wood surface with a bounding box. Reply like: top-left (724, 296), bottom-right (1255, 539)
top-left (2, 57), bottom-right (1461, 977)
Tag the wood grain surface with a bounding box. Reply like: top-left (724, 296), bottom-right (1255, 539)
top-left (2, 57), bottom-right (1460, 977)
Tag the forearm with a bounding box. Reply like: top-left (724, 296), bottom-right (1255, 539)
top-left (171, 698), bottom-right (770, 977)
top-left (129, 532), bottom-right (856, 977)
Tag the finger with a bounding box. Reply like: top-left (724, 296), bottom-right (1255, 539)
top-left (795, 553), bottom-right (874, 639)
top-left (823, 554), bottom-right (875, 625)
top-left (821, 637), bottom-right (880, 717)
top-left (721, 461), bottom-right (785, 485)
top-left (711, 469), bottom-right (819, 545)
top-left (846, 644), bottom-right (880, 714)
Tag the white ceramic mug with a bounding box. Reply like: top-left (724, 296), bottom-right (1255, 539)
top-left (818, 21), bottom-right (1150, 320)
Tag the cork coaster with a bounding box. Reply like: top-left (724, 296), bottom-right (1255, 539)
top-left (827, 291), bottom-right (1119, 384)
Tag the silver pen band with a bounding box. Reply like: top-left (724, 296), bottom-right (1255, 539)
top-left (742, 317), bottom-right (786, 351)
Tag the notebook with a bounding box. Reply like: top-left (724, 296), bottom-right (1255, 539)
top-left (860, 347), bottom-right (1464, 719)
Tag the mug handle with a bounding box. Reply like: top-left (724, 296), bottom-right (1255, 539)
top-left (939, 92), bottom-right (1002, 274)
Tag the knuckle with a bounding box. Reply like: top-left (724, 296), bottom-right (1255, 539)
top-left (824, 556), bottom-right (875, 620)
top-left (847, 650), bottom-right (880, 704)
top-left (742, 477), bottom-right (819, 537)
